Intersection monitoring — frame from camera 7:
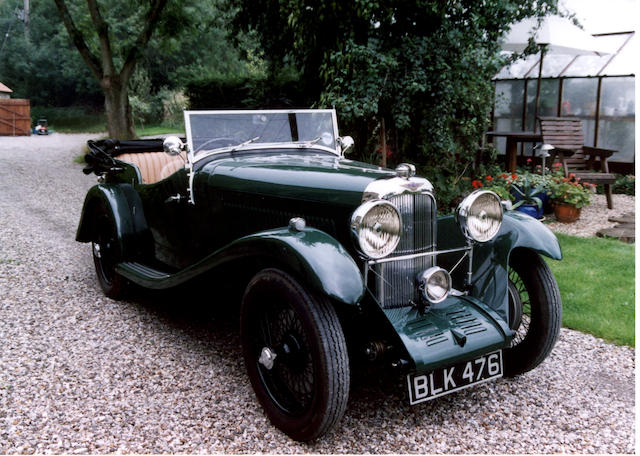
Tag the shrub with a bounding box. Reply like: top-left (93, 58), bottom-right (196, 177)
top-left (612, 174), bottom-right (635, 195)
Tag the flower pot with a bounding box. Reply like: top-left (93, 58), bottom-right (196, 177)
top-left (515, 203), bottom-right (543, 219)
top-left (553, 202), bottom-right (581, 223)
top-left (538, 191), bottom-right (553, 214)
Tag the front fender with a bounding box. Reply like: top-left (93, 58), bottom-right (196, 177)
top-left (225, 227), bottom-right (365, 305)
top-left (437, 211), bottom-right (561, 321)
top-left (76, 183), bottom-right (151, 259)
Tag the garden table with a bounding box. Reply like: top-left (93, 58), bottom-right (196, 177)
top-left (485, 131), bottom-right (542, 173)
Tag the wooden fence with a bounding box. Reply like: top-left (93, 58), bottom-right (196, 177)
top-left (0, 99), bottom-right (31, 136)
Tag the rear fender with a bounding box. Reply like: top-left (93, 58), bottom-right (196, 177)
top-left (76, 184), bottom-right (151, 259)
top-left (437, 211), bottom-right (561, 321)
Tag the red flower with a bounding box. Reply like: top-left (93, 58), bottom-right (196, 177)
top-left (501, 173), bottom-right (508, 179)
top-left (511, 173), bottom-right (517, 180)
top-left (526, 158), bottom-right (532, 163)
top-left (472, 180), bottom-right (483, 189)
top-left (486, 176), bottom-right (493, 181)
top-left (569, 173), bottom-right (576, 178)
top-left (553, 162), bottom-right (562, 168)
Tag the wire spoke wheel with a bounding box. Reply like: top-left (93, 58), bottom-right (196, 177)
top-left (241, 268), bottom-right (349, 441)
top-left (508, 268), bottom-right (532, 346)
top-left (253, 303), bottom-right (315, 414)
top-left (503, 249), bottom-right (562, 377)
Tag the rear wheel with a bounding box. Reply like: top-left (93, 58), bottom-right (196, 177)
top-left (240, 268), bottom-right (349, 441)
top-left (92, 206), bottom-right (127, 299)
top-left (503, 249), bottom-right (562, 377)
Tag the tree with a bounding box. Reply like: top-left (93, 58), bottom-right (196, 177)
top-left (234, 0), bottom-right (559, 207)
top-left (53, 0), bottom-right (169, 138)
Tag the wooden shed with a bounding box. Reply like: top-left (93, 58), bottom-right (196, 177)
top-left (0, 81), bottom-right (12, 99)
top-left (0, 91), bottom-right (31, 136)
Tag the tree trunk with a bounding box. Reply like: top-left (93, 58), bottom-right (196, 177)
top-left (103, 77), bottom-right (135, 139)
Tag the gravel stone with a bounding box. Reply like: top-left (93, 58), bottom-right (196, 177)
top-left (545, 193), bottom-right (635, 238)
top-left (0, 133), bottom-right (634, 453)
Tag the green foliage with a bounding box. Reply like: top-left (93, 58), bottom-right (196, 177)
top-left (547, 234), bottom-right (635, 346)
top-left (232, 0), bottom-right (559, 208)
top-left (0, 0), bottom-right (102, 106)
top-left (0, 0), bottom-right (257, 114)
top-left (511, 176), bottom-right (545, 209)
top-left (186, 70), bottom-right (311, 110)
top-left (598, 174), bottom-right (636, 195)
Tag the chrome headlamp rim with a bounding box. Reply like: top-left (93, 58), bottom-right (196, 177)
top-left (350, 199), bottom-right (402, 259)
top-left (456, 190), bottom-right (503, 243)
top-left (418, 266), bottom-right (452, 304)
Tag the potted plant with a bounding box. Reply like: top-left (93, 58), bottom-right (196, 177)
top-left (511, 176), bottom-right (546, 219)
top-left (523, 171), bottom-right (554, 213)
top-left (548, 173), bottom-right (594, 223)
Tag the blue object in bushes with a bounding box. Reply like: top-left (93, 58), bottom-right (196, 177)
top-left (538, 191), bottom-right (552, 214)
top-left (515, 203), bottom-right (543, 219)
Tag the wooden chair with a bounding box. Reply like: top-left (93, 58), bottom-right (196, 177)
top-left (538, 116), bottom-right (617, 209)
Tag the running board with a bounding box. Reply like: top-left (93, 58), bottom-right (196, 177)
top-left (116, 261), bottom-right (173, 287)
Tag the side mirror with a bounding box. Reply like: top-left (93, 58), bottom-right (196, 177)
top-left (163, 136), bottom-right (185, 156)
top-left (337, 136), bottom-right (354, 155)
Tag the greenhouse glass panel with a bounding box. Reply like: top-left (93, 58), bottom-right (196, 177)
top-left (598, 77), bottom-right (635, 162)
top-left (493, 81), bottom-right (525, 155)
top-left (603, 33), bottom-right (636, 76)
top-left (495, 80), bottom-right (524, 117)
top-left (561, 78), bottom-right (598, 146)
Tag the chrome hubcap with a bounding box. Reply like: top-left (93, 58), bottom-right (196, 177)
top-left (258, 347), bottom-right (277, 370)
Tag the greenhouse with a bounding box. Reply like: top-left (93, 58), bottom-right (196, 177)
top-left (491, 30), bottom-right (635, 172)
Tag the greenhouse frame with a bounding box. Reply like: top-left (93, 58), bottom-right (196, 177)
top-left (490, 31), bottom-right (635, 173)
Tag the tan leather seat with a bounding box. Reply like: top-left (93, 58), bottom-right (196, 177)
top-left (117, 152), bottom-right (186, 184)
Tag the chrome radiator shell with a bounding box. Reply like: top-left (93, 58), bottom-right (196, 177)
top-left (372, 192), bottom-right (437, 308)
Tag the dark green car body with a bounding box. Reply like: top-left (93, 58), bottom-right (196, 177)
top-left (77, 140), bottom-right (560, 375)
top-left (77, 110), bottom-right (564, 440)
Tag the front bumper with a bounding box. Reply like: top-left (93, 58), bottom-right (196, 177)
top-left (383, 295), bottom-right (514, 373)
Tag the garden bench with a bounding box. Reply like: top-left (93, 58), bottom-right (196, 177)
top-left (538, 116), bottom-right (616, 209)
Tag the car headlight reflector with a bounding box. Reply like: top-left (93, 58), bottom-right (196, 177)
top-left (418, 267), bottom-right (452, 304)
top-left (456, 190), bottom-right (503, 242)
top-left (351, 200), bottom-right (402, 259)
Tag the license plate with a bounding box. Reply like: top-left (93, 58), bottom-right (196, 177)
top-left (407, 351), bottom-right (503, 405)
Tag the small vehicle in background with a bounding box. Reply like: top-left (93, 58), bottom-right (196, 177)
top-left (33, 118), bottom-right (51, 135)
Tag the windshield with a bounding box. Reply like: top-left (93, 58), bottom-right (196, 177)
top-left (185, 110), bottom-right (339, 158)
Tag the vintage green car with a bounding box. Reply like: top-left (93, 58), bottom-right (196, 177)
top-left (77, 109), bottom-right (562, 441)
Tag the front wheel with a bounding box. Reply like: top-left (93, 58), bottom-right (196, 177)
top-left (240, 268), bottom-right (350, 441)
top-left (503, 249), bottom-right (562, 377)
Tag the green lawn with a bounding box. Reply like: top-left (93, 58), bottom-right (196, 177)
top-left (33, 106), bottom-right (184, 136)
top-left (546, 233), bottom-right (635, 346)
top-left (32, 106), bottom-right (106, 133)
top-left (137, 125), bottom-right (184, 137)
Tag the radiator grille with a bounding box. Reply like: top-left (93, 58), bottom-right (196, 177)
top-left (373, 193), bottom-right (437, 308)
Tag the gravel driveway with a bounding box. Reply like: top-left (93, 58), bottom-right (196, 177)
top-left (0, 134), bottom-right (634, 453)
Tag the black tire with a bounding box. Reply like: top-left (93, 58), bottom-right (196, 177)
top-left (503, 249), bottom-right (562, 377)
top-left (92, 205), bottom-right (127, 299)
top-left (240, 268), bottom-right (350, 441)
